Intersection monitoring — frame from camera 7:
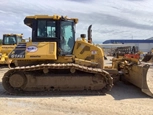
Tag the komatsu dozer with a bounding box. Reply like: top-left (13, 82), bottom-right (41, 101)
top-left (0, 34), bottom-right (24, 65)
top-left (2, 15), bottom-right (153, 97)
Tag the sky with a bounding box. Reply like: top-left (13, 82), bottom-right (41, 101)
top-left (0, 0), bottom-right (153, 43)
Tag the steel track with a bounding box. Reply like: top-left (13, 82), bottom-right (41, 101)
top-left (2, 63), bottom-right (113, 94)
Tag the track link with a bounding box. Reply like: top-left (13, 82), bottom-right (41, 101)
top-left (2, 63), bottom-right (113, 94)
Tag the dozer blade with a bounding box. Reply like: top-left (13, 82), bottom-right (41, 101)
top-left (123, 63), bottom-right (153, 97)
top-left (148, 56), bottom-right (153, 63)
top-left (142, 54), bottom-right (153, 62)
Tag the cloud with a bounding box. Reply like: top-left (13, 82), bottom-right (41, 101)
top-left (66, 0), bottom-right (93, 3)
top-left (126, 0), bottom-right (144, 1)
top-left (0, 0), bottom-right (153, 42)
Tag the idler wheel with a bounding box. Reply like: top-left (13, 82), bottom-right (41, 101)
top-left (9, 73), bottom-right (26, 88)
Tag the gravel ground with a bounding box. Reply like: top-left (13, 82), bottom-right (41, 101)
top-left (0, 58), bottom-right (153, 115)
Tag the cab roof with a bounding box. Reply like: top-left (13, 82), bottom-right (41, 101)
top-left (24, 15), bottom-right (78, 28)
top-left (3, 34), bottom-right (23, 37)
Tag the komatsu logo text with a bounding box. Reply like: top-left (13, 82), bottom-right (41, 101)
top-left (26, 46), bottom-right (38, 52)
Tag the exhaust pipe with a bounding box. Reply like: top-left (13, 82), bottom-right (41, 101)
top-left (88, 25), bottom-right (92, 43)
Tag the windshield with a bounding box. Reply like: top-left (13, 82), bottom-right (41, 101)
top-left (60, 21), bottom-right (75, 55)
top-left (3, 36), bottom-right (17, 45)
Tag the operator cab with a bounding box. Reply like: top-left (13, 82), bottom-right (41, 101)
top-left (24, 15), bottom-right (78, 55)
top-left (2, 34), bottom-right (23, 45)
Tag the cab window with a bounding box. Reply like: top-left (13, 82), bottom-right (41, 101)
top-left (37, 20), bottom-right (56, 38)
top-left (3, 36), bottom-right (17, 45)
top-left (60, 21), bottom-right (75, 55)
top-left (17, 36), bottom-right (22, 43)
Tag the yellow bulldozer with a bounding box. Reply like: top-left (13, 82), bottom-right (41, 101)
top-left (0, 34), bottom-right (24, 65)
top-left (2, 15), bottom-right (153, 97)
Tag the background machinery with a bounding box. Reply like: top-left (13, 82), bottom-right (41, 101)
top-left (2, 15), bottom-right (153, 97)
top-left (113, 46), bottom-right (142, 63)
top-left (142, 48), bottom-right (153, 62)
top-left (0, 34), bottom-right (24, 65)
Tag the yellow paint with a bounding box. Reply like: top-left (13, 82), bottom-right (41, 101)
top-left (73, 39), bottom-right (105, 69)
top-left (25, 42), bottom-right (57, 60)
top-left (0, 34), bottom-right (24, 64)
top-left (25, 15), bottom-right (78, 24)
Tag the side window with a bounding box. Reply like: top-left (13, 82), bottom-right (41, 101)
top-left (17, 37), bottom-right (22, 43)
top-left (37, 20), bottom-right (56, 38)
top-left (9, 37), bottom-right (16, 44)
top-left (4, 37), bottom-right (9, 44)
top-left (37, 20), bottom-right (46, 37)
top-left (47, 21), bottom-right (56, 37)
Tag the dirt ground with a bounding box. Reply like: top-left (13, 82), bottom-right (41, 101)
top-left (0, 58), bottom-right (153, 115)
